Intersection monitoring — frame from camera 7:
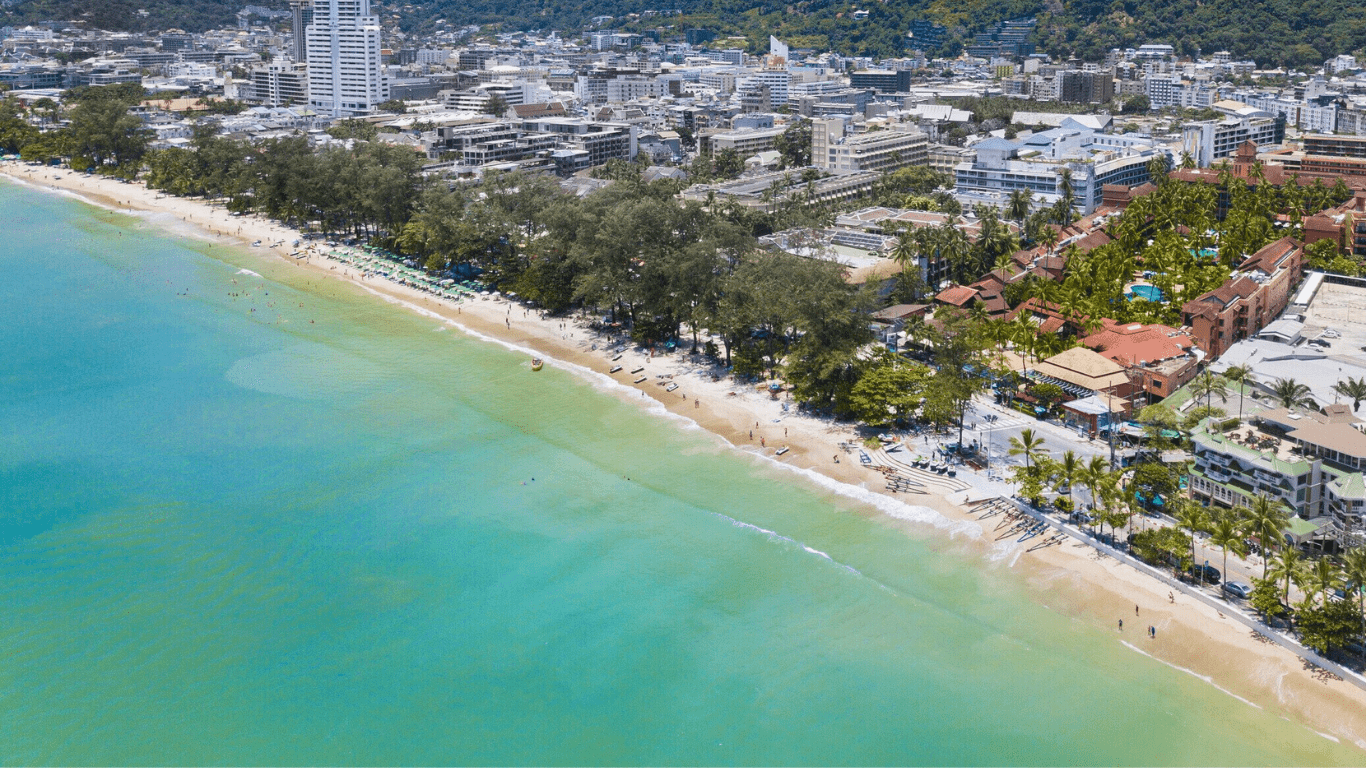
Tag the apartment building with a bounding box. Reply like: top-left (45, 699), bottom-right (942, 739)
top-left (1180, 237), bottom-right (1304, 358)
top-left (811, 118), bottom-right (929, 174)
top-left (306, 0), bottom-right (387, 116)
top-left (1190, 408), bottom-right (1366, 546)
top-left (1059, 70), bottom-right (1114, 104)
top-left (700, 126), bottom-right (786, 156)
top-left (849, 69), bottom-right (912, 94)
top-left (1304, 190), bottom-right (1366, 258)
top-left (1181, 116), bottom-right (1285, 167)
top-left (248, 61), bottom-right (309, 107)
top-left (1188, 418), bottom-right (1317, 516)
top-left (954, 125), bottom-right (1167, 215)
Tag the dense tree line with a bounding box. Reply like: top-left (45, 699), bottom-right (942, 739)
top-left (0, 84), bottom-right (151, 175)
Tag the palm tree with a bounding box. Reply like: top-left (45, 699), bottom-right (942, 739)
top-left (992, 251), bottom-right (1014, 283)
top-left (1271, 377), bottom-right (1315, 410)
top-left (1341, 547), bottom-right (1366, 641)
top-left (1222, 365), bottom-right (1252, 421)
top-left (1269, 546), bottom-right (1307, 605)
top-left (1332, 376), bottom-right (1366, 412)
top-left (1190, 371), bottom-right (1227, 412)
top-left (1307, 557), bottom-right (1343, 607)
top-left (1208, 509), bottom-right (1248, 591)
top-left (1246, 496), bottom-right (1291, 579)
top-left (1056, 167), bottom-right (1074, 210)
top-left (1053, 450), bottom-right (1081, 510)
top-left (1006, 189), bottom-right (1033, 222)
top-left (1038, 226), bottom-right (1059, 254)
top-left (1175, 501), bottom-right (1211, 583)
top-left (1081, 455), bottom-right (1110, 531)
top-left (1008, 428), bottom-right (1047, 474)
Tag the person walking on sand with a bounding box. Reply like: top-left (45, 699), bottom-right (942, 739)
top-left (1118, 619), bottom-right (1123, 631)
top-left (1135, 605), bottom-right (1139, 616)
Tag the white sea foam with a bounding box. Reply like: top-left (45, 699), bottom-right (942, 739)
top-left (1121, 640), bottom-right (1263, 709)
top-left (236, 269), bottom-right (261, 277)
top-left (716, 513), bottom-right (862, 576)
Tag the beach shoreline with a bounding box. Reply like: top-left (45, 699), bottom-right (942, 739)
top-left (7, 160), bottom-right (1366, 754)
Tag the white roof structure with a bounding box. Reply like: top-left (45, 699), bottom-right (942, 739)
top-left (1211, 339), bottom-right (1366, 409)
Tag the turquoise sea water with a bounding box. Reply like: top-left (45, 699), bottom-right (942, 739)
top-left (0, 182), bottom-right (1361, 766)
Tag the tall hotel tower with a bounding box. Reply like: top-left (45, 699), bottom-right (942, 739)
top-left (306, 0), bottom-right (388, 116)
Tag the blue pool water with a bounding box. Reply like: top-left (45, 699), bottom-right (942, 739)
top-left (1128, 284), bottom-right (1165, 302)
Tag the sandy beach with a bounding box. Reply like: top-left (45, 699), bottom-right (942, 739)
top-left (7, 160), bottom-right (1366, 753)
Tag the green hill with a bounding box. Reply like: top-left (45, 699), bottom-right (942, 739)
top-left (5, 0), bottom-right (1364, 69)
top-left (1, 0), bottom-right (248, 32)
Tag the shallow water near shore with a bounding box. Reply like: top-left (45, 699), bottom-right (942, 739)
top-left (0, 182), bottom-right (1362, 765)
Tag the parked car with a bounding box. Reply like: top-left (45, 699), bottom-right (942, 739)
top-left (1222, 581), bottom-right (1252, 599)
top-left (1187, 563), bottom-right (1222, 584)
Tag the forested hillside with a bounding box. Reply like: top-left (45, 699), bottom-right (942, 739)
top-left (1, 0), bottom-right (246, 32)
top-left (5, 0), bottom-right (1364, 69)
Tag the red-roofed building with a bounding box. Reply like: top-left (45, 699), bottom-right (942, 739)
top-left (1082, 319), bottom-right (1200, 402)
top-left (1304, 189), bottom-right (1366, 258)
top-left (1180, 237), bottom-right (1305, 358)
top-left (934, 284), bottom-right (979, 308)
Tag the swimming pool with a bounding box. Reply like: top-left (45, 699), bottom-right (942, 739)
top-left (1127, 284), bottom-right (1165, 302)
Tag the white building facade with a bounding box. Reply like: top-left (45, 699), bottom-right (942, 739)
top-left (306, 0), bottom-right (388, 116)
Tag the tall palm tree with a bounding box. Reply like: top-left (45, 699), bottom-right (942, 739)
top-left (1269, 546), bottom-right (1307, 605)
top-left (993, 251), bottom-right (1014, 283)
top-left (1053, 450), bottom-right (1081, 509)
top-left (1246, 496), bottom-right (1290, 580)
top-left (1056, 167), bottom-right (1074, 209)
top-left (1006, 189), bottom-right (1033, 222)
top-left (1038, 226), bottom-right (1059, 254)
top-left (1175, 501), bottom-right (1211, 583)
top-left (1307, 557), bottom-right (1343, 607)
top-left (1190, 371), bottom-right (1227, 412)
top-left (1341, 547), bottom-right (1366, 641)
top-left (1332, 376), bottom-right (1366, 412)
top-left (1271, 377), bottom-right (1316, 410)
top-left (1208, 510), bottom-right (1248, 591)
top-left (1081, 455), bottom-right (1111, 532)
top-left (1222, 364), bottom-right (1252, 422)
top-left (1008, 428), bottom-right (1047, 474)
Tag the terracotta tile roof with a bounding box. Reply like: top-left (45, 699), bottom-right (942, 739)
top-left (1238, 236), bottom-right (1299, 274)
top-left (1082, 319), bottom-right (1195, 366)
top-left (935, 284), bottom-right (979, 307)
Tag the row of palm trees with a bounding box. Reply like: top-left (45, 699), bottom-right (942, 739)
top-left (1003, 430), bottom-right (1366, 640)
top-left (1189, 369), bottom-right (1366, 417)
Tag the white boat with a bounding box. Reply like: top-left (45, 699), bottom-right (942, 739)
top-left (665, 382), bottom-right (678, 392)
top-left (609, 365), bottom-right (622, 374)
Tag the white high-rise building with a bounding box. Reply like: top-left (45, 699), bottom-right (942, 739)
top-left (306, 0), bottom-right (388, 116)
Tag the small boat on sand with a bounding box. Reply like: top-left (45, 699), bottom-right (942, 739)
top-left (609, 365), bottom-right (623, 374)
top-left (630, 367), bottom-right (644, 374)
top-left (634, 376), bottom-right (648, 384)
top-left (531, 358), bottom-right (544, 371)
top-left (775, 447), bottom-right (790, 456)
top-left (665, 382), bottom-right (679, 392)
top-left (611, 354), bottom-right (623, 361)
